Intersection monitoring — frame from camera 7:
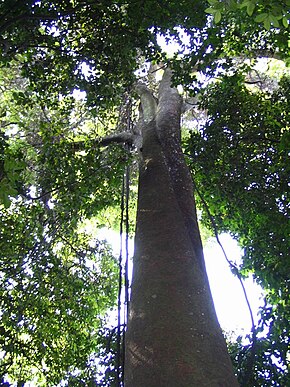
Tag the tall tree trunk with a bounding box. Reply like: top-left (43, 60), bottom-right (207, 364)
top-left (124, 70), bottom-right (239, 386)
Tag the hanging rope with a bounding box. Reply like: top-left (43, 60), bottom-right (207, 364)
top-left (124, 93), bottom-right (132, 322)
top-left (116, 93), bottom-right (132, 386)
top-left (119, 163), bottom-right (130, 383)
top-left (116, 164), bottom-right (130, 386)
top-left (116, 171), bottom-right (125, 386)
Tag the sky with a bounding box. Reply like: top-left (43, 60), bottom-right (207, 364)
top-left (203, 233), bottom-right (263, 335)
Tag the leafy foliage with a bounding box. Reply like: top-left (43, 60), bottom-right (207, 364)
top-left (0, 198), bottom-right (119, 385)
top-left (185, 72), bottom-right (289, 385)
top-left (0, 0), bottom-right (208, 109)
top-left (206, 0), bottom-right (290, 30)
top-left (227, 332), bottom-right (289, 386)
top-left (0, 61), bottom-right (125, 385)
top-left (0, 0), bottom-right (289, 385)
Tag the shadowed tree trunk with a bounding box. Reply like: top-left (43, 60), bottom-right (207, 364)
top-left (124, 69), bottom-right (239, 386)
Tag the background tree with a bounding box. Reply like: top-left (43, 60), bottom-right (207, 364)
top-left (185, 70), bottom-right (289, 386)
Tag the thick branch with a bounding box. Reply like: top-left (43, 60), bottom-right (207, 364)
top-left (157, 67), bottom-right (183, 142)
top-left (135, 83), bottom-right (157, 123)
top-left (70, 131), bottom-right (141, 152)
top-left (100, 132), bottom-right (135, 146)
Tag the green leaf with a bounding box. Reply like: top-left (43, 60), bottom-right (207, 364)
top-left (264, 17), bottom-right (271, 30)
top-left (205, 7), bottom-right (216, 15)
top-left (255, 13), bottom-right (269, 23)
top-left (207, 0), bottom-right (219, 5)
top-left (268, 14), bottom-right (280, 28)
top-left (227, 0), bottom-right (238, 10)
top-left (0, 178), bottom-right (17, 207)
top-left (285, 57), bottom-right (290, 67)
top-left (1, 193), bottom-right (11, 208)
top-left (247, 2), bottom-right (255, 16)
top-left (282, 17), bottom-right (289, 28)
top-left (239, 0), bottom-right (249, 9)
top-left (214, 10), bottom-right (222, 23)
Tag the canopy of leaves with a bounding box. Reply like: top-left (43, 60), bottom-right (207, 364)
top-left (0, 0), bottom-right (289, 385)
top-left (0, 60), bottom-right (126, 385)
top-left (0, 200), bottom-right (119, 385)
top-left (206, 0), bottom-right (290, 29)
top-left (185, 71), bottom-right (289, 385)
top-left (0, 0), bottom-right (208, 110)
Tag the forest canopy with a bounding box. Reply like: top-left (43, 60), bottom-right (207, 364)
top-left (0, 0), bottom-right (289, 385)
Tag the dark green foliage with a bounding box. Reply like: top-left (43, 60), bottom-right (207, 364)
top-left (206, 0), bottom-right (290, 31)
top-left (0, 61), bottom-right (124, 384)
top-left (0, 0), bottom-right (290, 385)
top-left (0, 200), bottom-right (119, 385)
top-left (228, 332), bottom-right (289, 386)
top-left (186, 73), bottom-right (289, 385)
top-left (0, 0), bottom-right (208, 109)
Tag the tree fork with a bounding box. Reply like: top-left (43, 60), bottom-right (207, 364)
top-left (124, 69), bottom-right (239, 386)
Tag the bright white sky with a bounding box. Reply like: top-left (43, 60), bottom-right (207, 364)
top-left (203, 233), bottom-right (263, 335)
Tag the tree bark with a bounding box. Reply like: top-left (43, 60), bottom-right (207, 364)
top-left (125, 69), bottom-right (239, 386)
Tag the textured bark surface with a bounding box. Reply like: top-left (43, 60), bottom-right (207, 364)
top-left (125, 70), bottom-right (239, 386)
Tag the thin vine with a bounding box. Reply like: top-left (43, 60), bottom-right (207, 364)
top-left (193, 181), bottom-right (257, 386)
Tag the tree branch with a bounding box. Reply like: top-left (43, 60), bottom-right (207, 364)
top-left (69, 131), bottom-right (141, 153)
top-left (135, 83), bottom-right (157, 123)
top-left (99, 132), bottom-right (135, 146)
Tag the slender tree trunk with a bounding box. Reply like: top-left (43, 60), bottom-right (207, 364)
top-left (124, 70), bottom-right (239, 386)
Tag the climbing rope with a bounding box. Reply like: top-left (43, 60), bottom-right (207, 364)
top-left (116, 94), bottom-right (132, 386)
